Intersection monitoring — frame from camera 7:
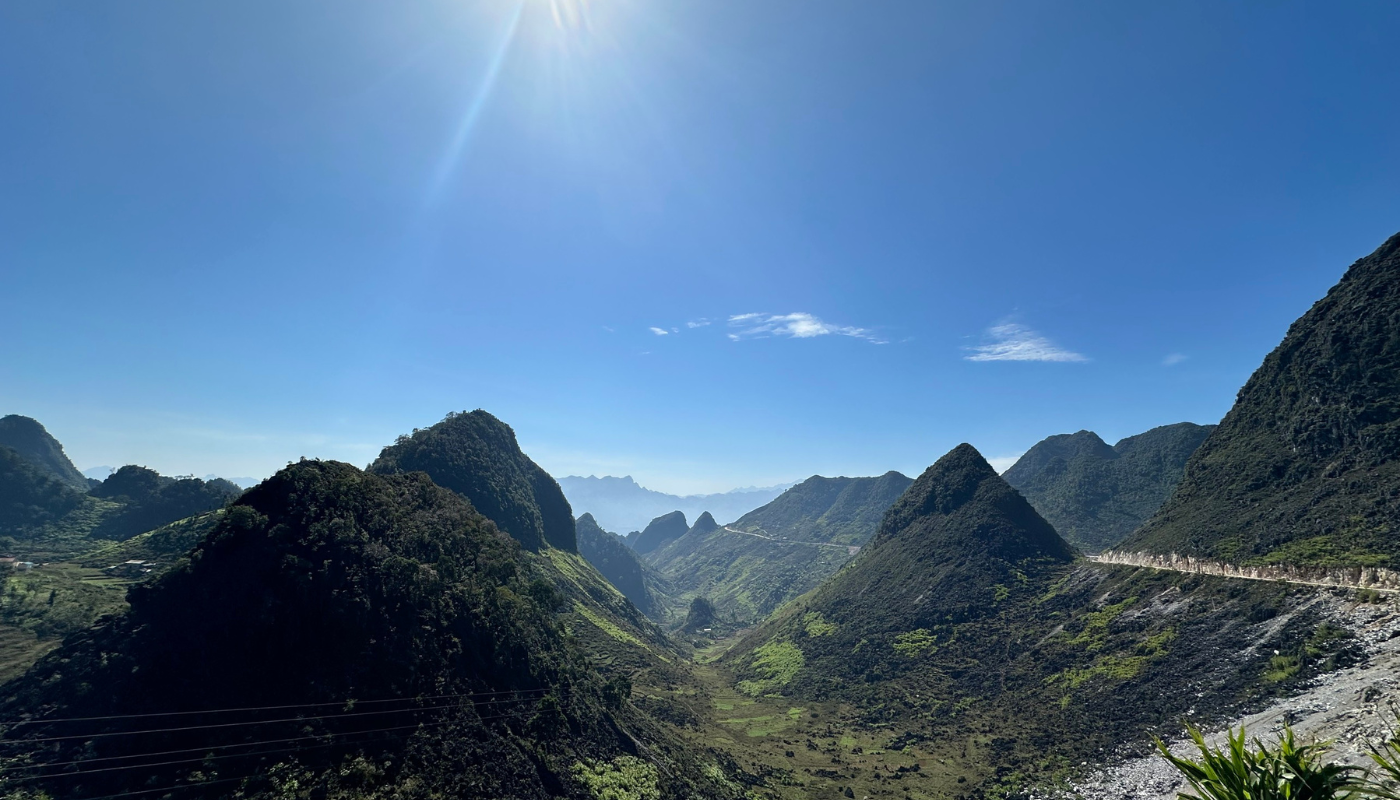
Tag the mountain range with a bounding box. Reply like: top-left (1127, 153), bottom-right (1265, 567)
top-left (2, 230), bottom-right (1399, 800)
top-left (556, 474), bottom-right (791, 535)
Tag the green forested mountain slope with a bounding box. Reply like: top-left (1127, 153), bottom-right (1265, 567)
top-left (1003, 423), bottom-right (1214, 552)
top-left (722, 444), bottom-right (1343, 795)
top-left (369, 412), bottom-right (680, 674)
top-left (89, 466), bottom-right (241, 541)
top-left (575, 513), bottom-right (665, 619)
top-left (0, 461), bottom-right (739, 800)
top-left (0, 415), bottom-right (89, 490)
top-left (647, 472), bottom-right (911, 622)
top-left (631, 510), bottom-right (687, 556)
top-left (1125, 231), bottom-right (1400, 566)
top-left (369, 410), bottom-right (576, 552)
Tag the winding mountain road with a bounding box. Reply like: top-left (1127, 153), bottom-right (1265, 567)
top-left (722, 526), bottom-right (862, 556)
top-left (1087, 551), bottom-right (1400, 594)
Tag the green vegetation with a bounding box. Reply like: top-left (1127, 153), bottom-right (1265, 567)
top-left (1127, 233), bottom-right (1400, 567)
top-left (76, 511), bottom-right (223, 570)
top-left (369, 409), bottom-right (577, 551)
top-left (1158, 724), bottom-right (1400, 800)
top-left (0, 562), bottom-right (132, 681)
top-left (572, 756), bottom-right (662, 800)
top-left (737, 640), bottom-right (804, 696)
top-left (802, 611), bottom-right (836, 637)
top-left (646, 472), bottom-right (911, 622)
top-left (1003, 423), bottom-right (1214, 553)
top-left (892, 628), bottom-right (936, 656)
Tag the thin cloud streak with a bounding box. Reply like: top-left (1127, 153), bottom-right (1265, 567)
top-left (1162, 353), bottom-right (1188, 366)
top-left (964, 323), bottom-right (1087, 363)
top-left (727, 312), bottom-right (886, 344)
top-left (648, 327), bottom-right (669, 336)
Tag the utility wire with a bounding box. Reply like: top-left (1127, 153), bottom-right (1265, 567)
top-left (4, 704), bottom-right (550, 793)
top-left (0, 687), bottom-right (553, 727)
top-left (3, 693), bottom-right (569, 773)
top-left (1, 696), bottom-right (549, 745)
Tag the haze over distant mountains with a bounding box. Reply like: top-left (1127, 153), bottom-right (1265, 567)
top-left (647, 472), bottom-right (912, 622)
top-left (556, 474), bottom-right (793, 534)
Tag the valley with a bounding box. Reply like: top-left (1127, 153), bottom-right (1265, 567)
top-left (1, 231), bottom-right (1398, 799)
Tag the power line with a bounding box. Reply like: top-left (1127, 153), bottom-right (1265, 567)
top-left (4, 704), bottom-right (553, 793)
top-left (1, 695), bottom-right (561, 745)
top-left (0, 687), bottom-right (554, 727)
top-left (3, 693), bottom-right (569, 773)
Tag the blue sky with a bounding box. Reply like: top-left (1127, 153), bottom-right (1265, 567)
top-left (3, 0), bottom-right (1399, 494)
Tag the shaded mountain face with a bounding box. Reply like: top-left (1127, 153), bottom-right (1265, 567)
top-left (0, 415), bottom-right (89, 490)
top-left (0, 461), bottom-right (734, 800)
top-left (369, 410), bottom-right (576, 552)
top-left (632, 510), bottom-right (688, 555)
top-left (0, 445), bottom-right (88, 532)
top-left (556, 475), bottom-right (788, 535)
top-left (1003, 423), bottom-right (1214, 553)
top-left (1126, 232), bottom-right (1400, 567)
top-left (647, 472), bottom-right (912, 622)
top-left (575, 513), bottom-right (661, 618)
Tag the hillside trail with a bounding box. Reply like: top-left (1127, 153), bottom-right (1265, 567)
top-left (1087, 552), bottom-right (1400, 595)
top-left (721, 526), bottom-right (862, 556)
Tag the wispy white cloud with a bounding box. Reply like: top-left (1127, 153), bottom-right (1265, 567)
top-left (648, 327), bottom-right (670, 336)
top-left (987, 453), bottom-right (1024, 474)
top-left (727, 312), bottom-right (886, 344)
top-left (1162, 353), bottom-right (1188, 366)
top-left (686, 318), bottom-right (712, 329)
top-left (964, 323), bottom-right (1087, 363)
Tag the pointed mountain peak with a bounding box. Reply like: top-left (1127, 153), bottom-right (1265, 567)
top-left (689, 511), bottom-right (720, 535)
top-left (874, 443), bottom-right (1075, 564)
top-left (889, 443), bottom-right (997, 519)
